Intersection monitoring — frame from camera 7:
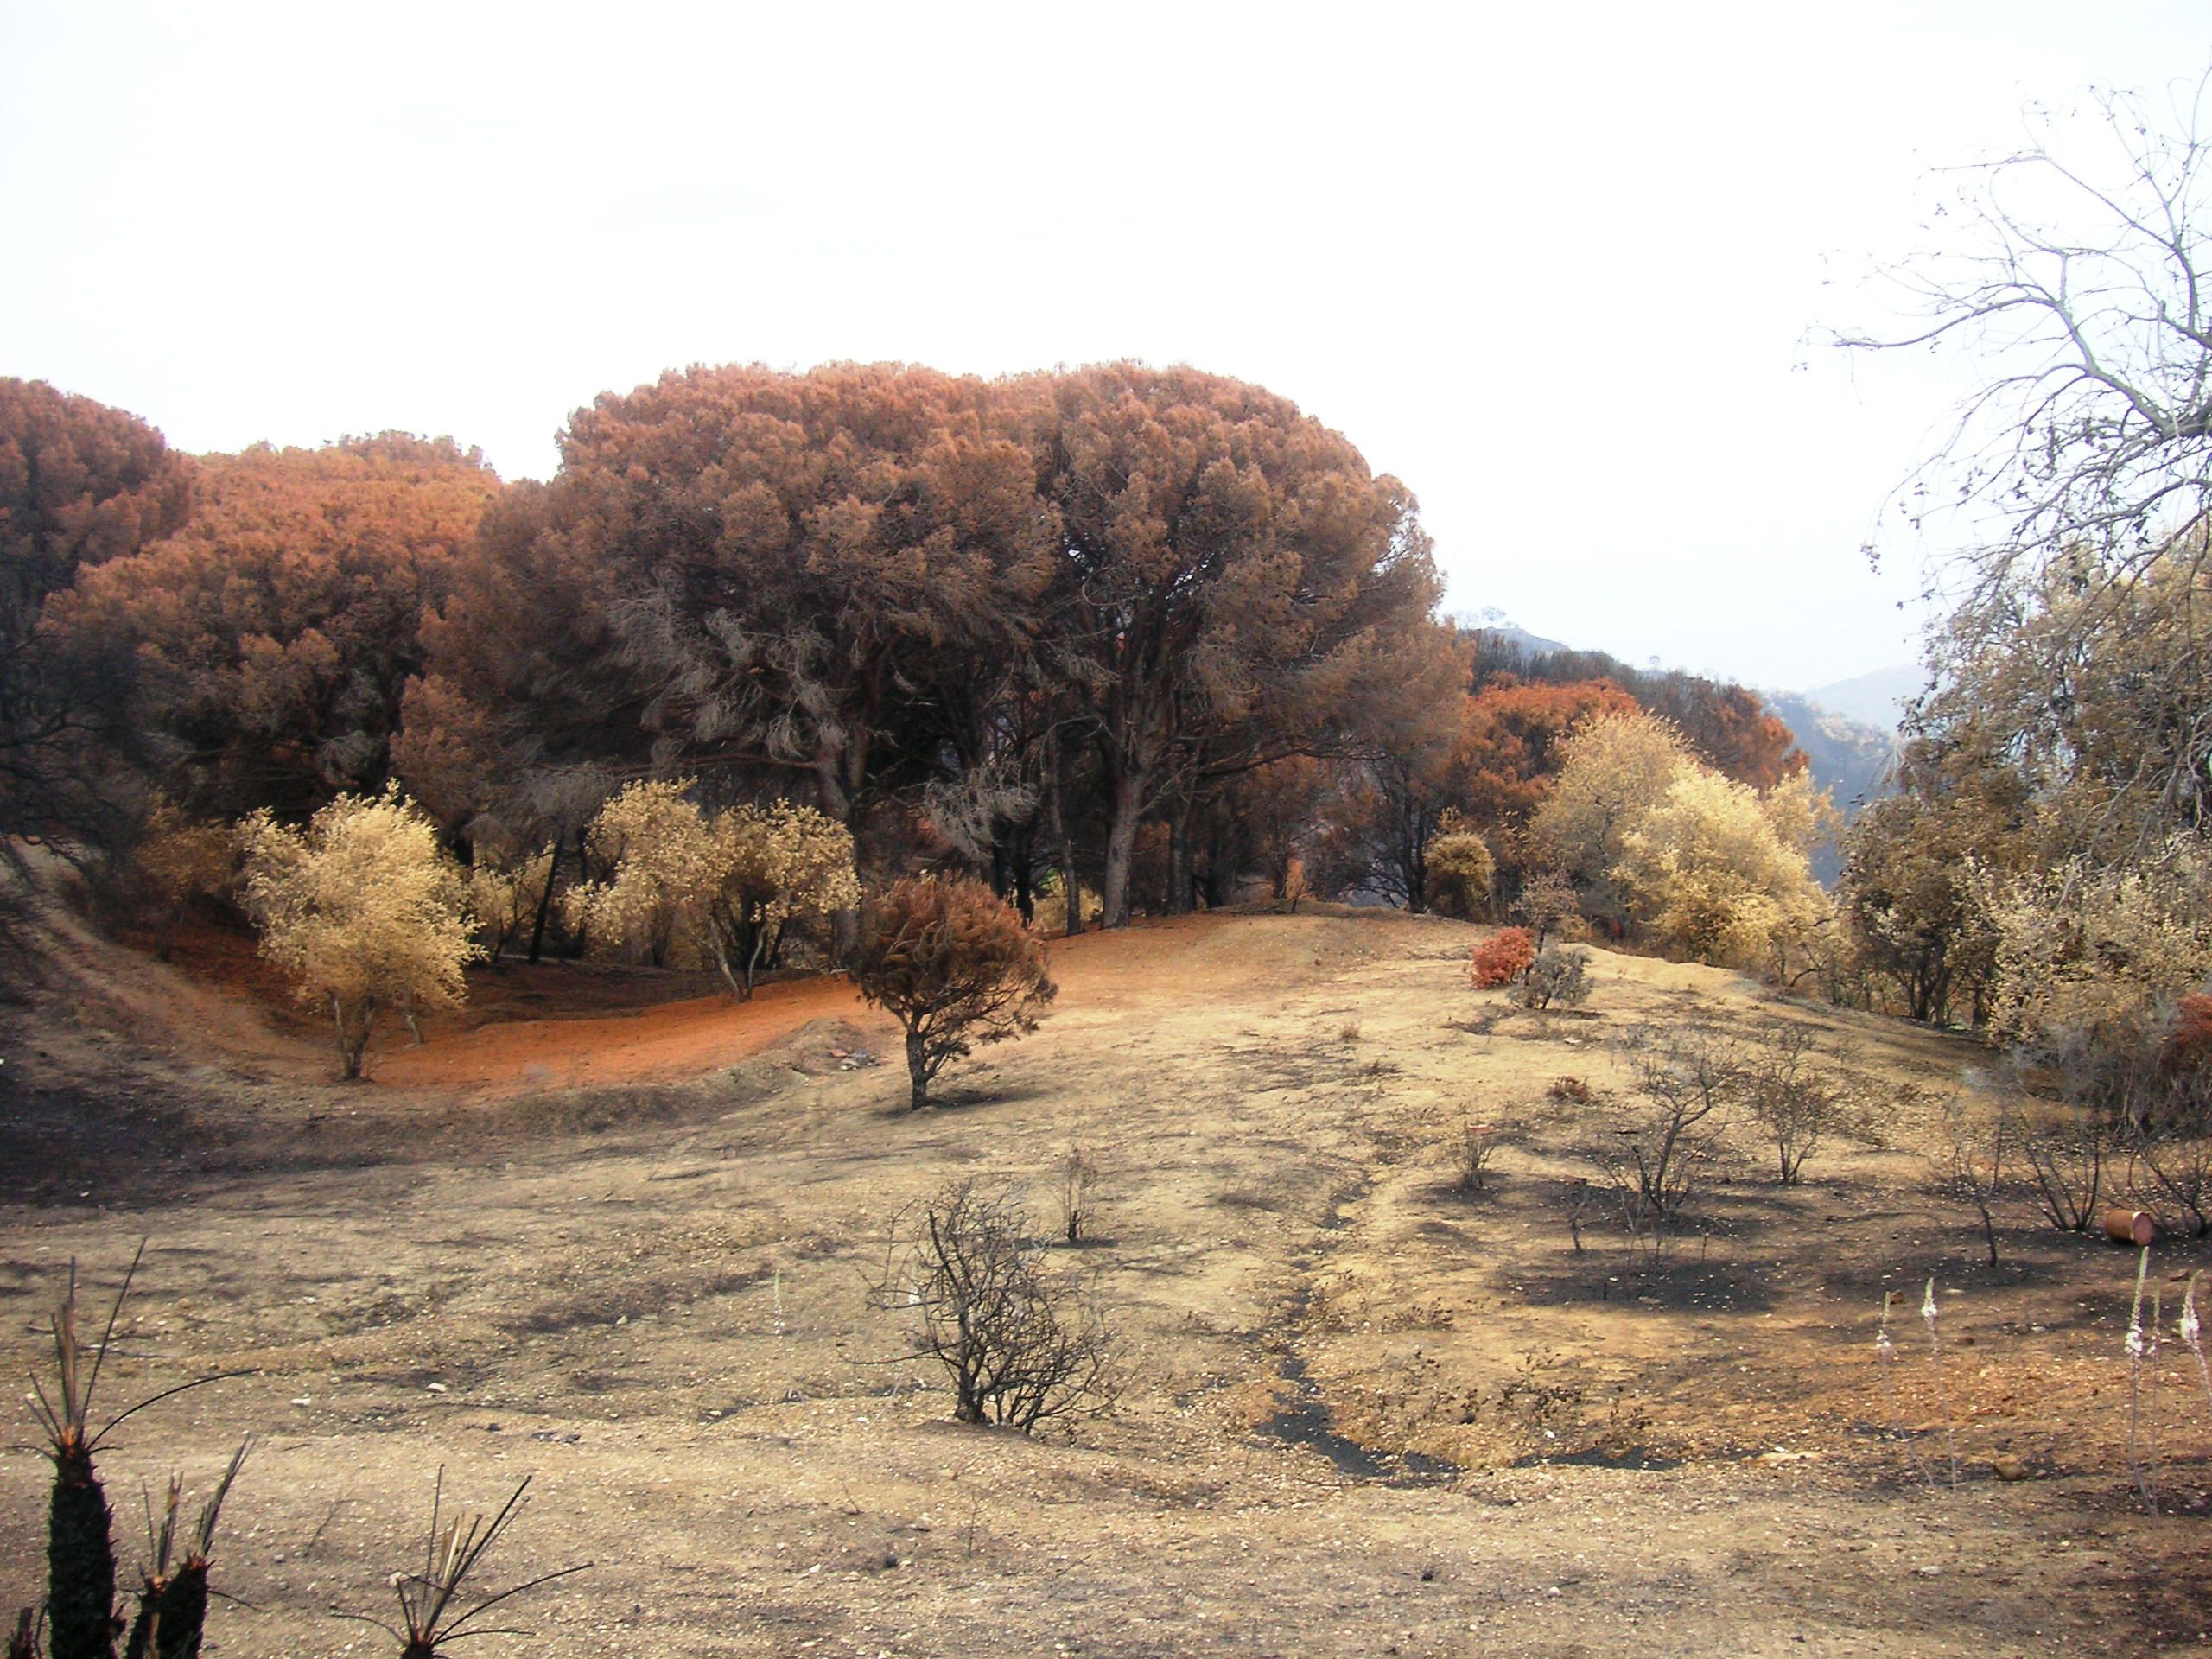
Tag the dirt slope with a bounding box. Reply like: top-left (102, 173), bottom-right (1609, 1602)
top-left (2, 910), bottom-right (2207, 1656)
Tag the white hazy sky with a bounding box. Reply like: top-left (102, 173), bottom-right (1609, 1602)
top-left (3, 2), bottom-right (2207, 691)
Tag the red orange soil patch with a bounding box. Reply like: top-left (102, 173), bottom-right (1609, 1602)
top-left (374, 974), bottom-right (886, 1094)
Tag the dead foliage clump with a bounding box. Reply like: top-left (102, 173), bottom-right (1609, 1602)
top-left (1468, 929), bottom-right (1535, 990)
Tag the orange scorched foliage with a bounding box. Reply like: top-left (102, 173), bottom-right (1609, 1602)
top-left (1470, 927), bottom-right (1537, 988)
top-left (855, 875), bottom-right (1055, 1109)
top-left (1457, 676), bottom-right (1641, 833)
top-left (52, 435), bottom-right (499, 816)
top-left (2161, 992), bottom-right (2212, 1077)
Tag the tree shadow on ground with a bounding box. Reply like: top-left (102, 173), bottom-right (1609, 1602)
top-left (919, 1080), bottom-right (1052, 1112)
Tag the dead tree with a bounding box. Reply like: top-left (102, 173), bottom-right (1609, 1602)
top-left (873, 1181), bottom-right (1113, 1432)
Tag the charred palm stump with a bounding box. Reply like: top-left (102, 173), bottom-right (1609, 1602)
top-left (29, 1253), bottom-right (240, 1659)
top-left (121, 1564), bottom-right (204, 1659)
top-left (121, 1443), bottom-right (247, 1659)
top-left (45, 1434), bottom-right (116, 1659)
top-left (39, 1310), bottom-right (118, 1659)
top-left (337, 1473), bottom-right (587, 1659)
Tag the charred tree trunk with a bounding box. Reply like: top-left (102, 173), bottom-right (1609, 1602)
top-left (1049, 772), bottom-right (1083, 937)
top-left (1100, 763), bottom-right (1144, 929)
top-left (524, 838), bottom-right (561, 964)
top-left (1166, 791), bottom-right (1195, 917)
top-left (331, 994), bottom-right (374, 1082)
top-left (1402, 807), bottom-right (1431, 915)
top-left (48, 1441), bottom-right (115, 1659)
top-left (813, 753), bottom-right (864, 964)
top-left (906, 1028), bottom-right (931, 1110)
top-left (1062, 842), bottom-right (1083, 937)
top-left (1199, 861), bottom-right (1231, 911)
top-left (123, 1561), bottom-right (209, 1659)
top-left (567, 827), bottom-right (592, 959)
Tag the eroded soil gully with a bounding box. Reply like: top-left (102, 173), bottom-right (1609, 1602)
top-left (1256, 1165), bottom-right (1461, 1484)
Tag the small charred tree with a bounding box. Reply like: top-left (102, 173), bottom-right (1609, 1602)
top-left (1056, 1144), bottom-right (1102, 1243)
top-left (2005, 1096), bottom-right (2111, 1233)
top-left (874, 1180), bottom-right (1113, 1431)
top-left (1742, 1024), bottom-right (1854, 1185)
top-left (854, 877), bottom-right (1055, 1109)
top-left (1930, 1096), bottom-right (2011, 1268)
top-left (1590, 1023), bottom-right (1742, 1232)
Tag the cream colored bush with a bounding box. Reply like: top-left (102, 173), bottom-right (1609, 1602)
top-left (565, 780), bottom-right (710, 965)
top-left (1425, 823), bottom-right (1497, 920)
top-left (1611, 766), bottom-right (1831, 969)
top-left (1986, 836), bottom-right (2212, 1068)
top-left (1033, 873), bottom-right (1103, 935)
top-left (566, 780), bottom-right (860, 998)
top-left (1529, 711), bottom-right (1692, 920)
top-left (237, 785), bottom-right (480, 1079)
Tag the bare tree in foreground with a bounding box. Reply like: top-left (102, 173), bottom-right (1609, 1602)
top-left (1833, 67), bottom-right (2212, 836)
top-left (873, 1181), bottom-right (1113, 1432)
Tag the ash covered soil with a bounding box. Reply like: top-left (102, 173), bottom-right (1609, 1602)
top-left (3, 909), bottom-right (2209, 1656)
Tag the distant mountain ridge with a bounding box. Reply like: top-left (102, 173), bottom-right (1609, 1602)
top-left (1798, 663), bottom-right (1923, 734)
top-left (1469, 622), bottom-right (1572, 658)
top-left (1758, 689), bottom-right (1897, 881)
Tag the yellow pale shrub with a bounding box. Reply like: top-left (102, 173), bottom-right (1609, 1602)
top-left (567, 780), bottom-right (859, 998)
top-left (236, 786), bottom-right (480, 1079)
top-left (1612, 767), bottom-right (1829, 969)
top-left (1529, 710), bottom-right (1692, 918)
top-left (1986, 836), bottom-right (2212, 1066)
